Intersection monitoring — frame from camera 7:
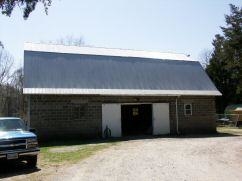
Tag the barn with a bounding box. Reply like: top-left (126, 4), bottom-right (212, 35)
top-left (23, 43), bottom-right (221, 139)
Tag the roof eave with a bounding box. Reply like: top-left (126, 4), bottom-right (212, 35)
top-left (23, 88), bottom-right (222, 96)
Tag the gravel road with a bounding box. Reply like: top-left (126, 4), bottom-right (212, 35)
top-left (3, 136), bottom-right (242, 181)
top-left (51, 136), bottom-right (242, 181)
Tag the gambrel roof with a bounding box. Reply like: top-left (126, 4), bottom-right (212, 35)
top-left (23, 43), bottom-right (221, 96)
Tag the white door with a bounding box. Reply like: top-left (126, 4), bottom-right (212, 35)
top-left (102, 104), bottom-right (121, 137)
top-left (152, 103), bottom-right (170, 135)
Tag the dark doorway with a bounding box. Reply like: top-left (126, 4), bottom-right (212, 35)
top-left (121, 104), bottom-right (152, 136)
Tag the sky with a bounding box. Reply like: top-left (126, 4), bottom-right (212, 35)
top-left (0, 0), bottom-right (241, 67)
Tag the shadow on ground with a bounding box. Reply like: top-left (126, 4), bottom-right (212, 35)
top-left (0, 161), bottom-right (40, 179)
top-left (39, 131), bottom-right (240, 148)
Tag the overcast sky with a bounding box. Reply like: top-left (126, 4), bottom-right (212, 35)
top-left (0, 0), bottom-right (241, 67)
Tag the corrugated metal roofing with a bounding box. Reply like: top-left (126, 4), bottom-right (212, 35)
top-left (23, 43), bottom-right (221, 96)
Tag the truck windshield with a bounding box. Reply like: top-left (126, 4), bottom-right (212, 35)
top-left (0, 119), bottom-right (26, 131)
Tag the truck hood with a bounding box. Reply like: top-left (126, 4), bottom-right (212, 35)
top-left (0, 130), bottom-right (36, 140)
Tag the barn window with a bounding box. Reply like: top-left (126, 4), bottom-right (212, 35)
top-left (184, 104), bottom-right (192, 116)
top-left (132, 107), bottom-right (139, 116)
top-left (71, 104), bottom-right (86, 120)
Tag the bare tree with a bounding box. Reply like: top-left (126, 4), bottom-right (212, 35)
top-left (11, 67), bottom-right (23, 91)
top-left (45, 35), bottom-right (85, 47)
top-left (0, 48), bottom-right (14, 116)
top-left (10, 67), bottom-right (24, 117)
top-left (0, 48), bottom-right (13, 85)
top-left (198, 49), bottom-right (212, 69)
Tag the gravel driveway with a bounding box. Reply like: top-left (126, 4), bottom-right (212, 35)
top-left (49, 136), bottom-right (242, 181)
top-left (3, 136), bottom-right (242, 181)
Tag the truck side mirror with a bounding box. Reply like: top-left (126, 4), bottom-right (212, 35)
top-left (29, 128), bottom-right (36, 133)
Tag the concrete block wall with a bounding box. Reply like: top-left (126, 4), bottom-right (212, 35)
top-left (178, 97), bottom-right (217, 133)
top-left (28, 95), bottom-right (216, 139)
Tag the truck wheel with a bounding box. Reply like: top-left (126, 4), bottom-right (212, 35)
top-left (26, 155), bottom-right (37, 168)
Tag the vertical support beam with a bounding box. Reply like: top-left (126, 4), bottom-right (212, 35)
top-left (27, 95), bottom-right (31, 128)
top-left (176, 96), bottom-right (180, 135)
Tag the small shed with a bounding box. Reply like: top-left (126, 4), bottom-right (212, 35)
top-left (225, 105), bottom-right (242, 124)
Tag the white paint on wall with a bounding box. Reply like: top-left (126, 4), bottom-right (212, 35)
top-left (152, 103), bottom-right (170, 135)
top-left (102, 104), bottom-right (122, 137)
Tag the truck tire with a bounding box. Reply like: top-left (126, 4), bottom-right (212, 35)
top-left (26, 155), bottom-right (37, 168)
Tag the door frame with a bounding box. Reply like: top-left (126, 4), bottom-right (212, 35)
top-left (102, 102), bottom-right (170, 137)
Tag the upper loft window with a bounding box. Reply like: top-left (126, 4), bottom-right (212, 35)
top-left (184, 104), bottom-right (192, 116)
top-left (132, 107), bottom-right (139, 116)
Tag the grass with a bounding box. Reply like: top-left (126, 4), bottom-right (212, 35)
top-left (39, 139), bottom-right (119, 166)
top-left (217, 126), bottom-right (242, 136)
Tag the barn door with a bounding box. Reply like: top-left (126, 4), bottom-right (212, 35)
top-left (102, 104), bottom-right (121, 137)
top-left (152, 103), bottom-right (170, 135)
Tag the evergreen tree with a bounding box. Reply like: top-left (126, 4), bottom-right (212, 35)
top-left (206, 4), bottom-right (242, 113)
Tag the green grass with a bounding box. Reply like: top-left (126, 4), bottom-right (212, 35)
top-left (217, 126), bottom-right (242, 136)
top-left (39, 140), bottom-right (119, 166)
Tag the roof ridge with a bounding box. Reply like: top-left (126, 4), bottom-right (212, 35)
top-left (24, 42), bottom-right (194, 61)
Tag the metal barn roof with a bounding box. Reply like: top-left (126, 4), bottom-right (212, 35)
top-left (25, 43), bottom-right (192, 61)
top-left (23, 43), bottom-right (221, 96)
